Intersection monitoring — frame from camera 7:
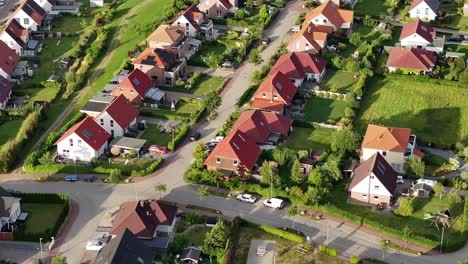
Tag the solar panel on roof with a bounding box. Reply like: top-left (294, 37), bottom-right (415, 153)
top-left (275, 82), bottom-right (283, 90)
top-left (83, 130), bottom-right (93, 139)
top-left (132, 78), bottom-right (140, 86)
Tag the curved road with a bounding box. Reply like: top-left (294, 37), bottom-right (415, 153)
top-left (1, 2), bottom-right (468, 264)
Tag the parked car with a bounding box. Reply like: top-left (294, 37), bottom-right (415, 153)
top-left (83, 175), bottom-right (95, 182)
top-left (190, 131), bottom-right (201, 141)
top-left (263, 198), bottom-right (285, 209)
top-left (236, 193), bottom-right (257, 203)
top-left (0, 0), bottom-right (6, 6)
top-left (85, 240), bottom-right (106, 251)
top-left (447, 35), bottom-right (464, 42)
top-left (396, 176), bottom-right (404, 184)
top-left (137, 122), bottom-right (146, 130)
top-left (220, 61), bottom-right (238, 69)
top-left (65, 175), bottom-right (78, 182)
top-left (148, 145), bottom-right (168, 155)
top-left (210, 136), bottom-right (224, 143)
top-left (411, 178), bottom-right (437, 187)
top-left (205, 142), bottom-right (218, 152)
top-left (261, 37), bottom-right (271, 45)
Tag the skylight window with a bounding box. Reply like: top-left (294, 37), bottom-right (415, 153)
top-left (232, 142), bottom-right (240, 150)
top-left (83, 130), bottom-right (93, 139)
top-left (275, 82), bottom-right (283, 90)
top-left (132, 78), bottom-right (140, 86)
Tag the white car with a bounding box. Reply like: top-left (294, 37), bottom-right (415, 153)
top-left (86, 240), bottom-right (106, 251)
top-left (210, 136), bottom-right (224, 143)
top-left (236, 194), bottom-right (257, 203)
top-left (396, 176), bottom-right (404, 184)
top-left (263, 198), bottom-right (285, 209)
top-left (411, 178), bottom-right (437, 187)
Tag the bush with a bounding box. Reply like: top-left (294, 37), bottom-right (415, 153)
top-left (236, 84), bottom-right (258, 107)
top-left (318, 245), bottom-right (338, 256)
top-left (130, 159), bottom-right (164, 177)
top-left (258, 225), bottom-right (304, 243)
top-left (350, 255), bottom-right (361, 264)
top-left (168, 123), bottom-right (190, 151)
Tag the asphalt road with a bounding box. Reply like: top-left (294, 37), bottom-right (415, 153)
top-left (0, 0), bottom-right (21, 23)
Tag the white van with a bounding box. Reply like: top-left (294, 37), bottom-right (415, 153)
top-left (263, 198), bottom-right (285, 209)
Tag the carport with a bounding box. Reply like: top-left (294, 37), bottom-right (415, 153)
top-left (109, 137), bottom-right (147, 156)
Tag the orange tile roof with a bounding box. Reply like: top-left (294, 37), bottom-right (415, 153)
top-left (362, 124), bottom-right (412, 152)
top-left (305, 0), bottom-right (353, 29)
top-left (250, 99), bottom-right (285, 113)
top-left (146, 24), bottom-right (186, 44)
top-left (386, 47), bottom-right (436, 71)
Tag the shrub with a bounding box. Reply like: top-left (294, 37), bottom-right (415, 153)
top-left (350, 255), bottom-right (361, 264)
top-left (330, 94), bottom-right (337, 99)
top-left (258, 225), bottom-right (304, 243)
top-left (318, 245), bottom-right (338, 256)
top-left (168, 123), bottom-right (190, 151)
top-left (236, 84), bottom-right (258, 107)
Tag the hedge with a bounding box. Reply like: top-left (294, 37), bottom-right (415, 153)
top-left (463, 198), bottom-right (468, 234)
top-left (223, 217), bottom-right (242, 264)
top-left (139, 108), bottom-right (188, 122)
top-left (236, 84), bottom-right (258, 107)
top-left (168, 123), bottom-right (191, 151)
top-left (258, 224), bottom-right (304, 243)
top-left (350, 255), bottom-right (360, 264)
top-left (318, 245), bottom-right (338, 257)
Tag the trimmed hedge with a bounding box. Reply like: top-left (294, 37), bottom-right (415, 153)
top-left (236, 84), bottom-right (258, 107)
top-left (350, 255), bottom-right (360, 264)
top-left (258, 224), bottom-right (304, 243)
top-left (223, 217), bottom-right (242, 264)
top-left (168, 123), bottom-right (191, 151)
top-left (318, 245), bottom-right (338, 257)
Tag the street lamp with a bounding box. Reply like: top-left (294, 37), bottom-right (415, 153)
top-left (39, 237), bottom-right (43, 260)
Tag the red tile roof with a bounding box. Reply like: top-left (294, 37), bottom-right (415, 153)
top-left (21, 0), bottom-right (46, 24)
top-left (413, 147), bottom-right (424, 158)
top-left (400, 19), bottom-right (435, 43)
top-left (111, 201), bottom-right (178, 239)
top-left (204, 129), bottom-right (261, 171)
top-left (305, 0), bottom-right (353, 29)
top-left (289, 23), bottom-right (330, 53)
top-left (261, 111), bottom-right (293, 135)
top-left (0, 76), bottom-right (15, 104)
top-left (270, 52), bottom-right (327, 80)
top-left (5, 20), bottom-right (28, 47)
top-left (118, 69), bottom-right (153, 98)
top-left (0, 41), bottom-right (20, 76)
top-left (56, 117), bottom-right (111, 151)
top-left (198, 0), bottom-right (233, 12)
top-left (250, 99), bottom-right (285, 113)
top-left (133, 48), bottom-right (178, 69)
top-left (362, 124), bottom-right (412, 153)
top-left (386, 47), bottom-right (436, 71)
top-left (98, 95), bottom-right (139, 129)
top-left (254, 71), bottom-right (297, 105)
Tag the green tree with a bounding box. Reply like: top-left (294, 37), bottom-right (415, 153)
top-left (234, 9), bottom-right (245, 20)
top-left (401, 225), bottom-right (412, 249)
top-left (305, 186), bottom-right (329, 205)
top-left (288, 186), bottom-right (304, 199)
top-left (170, 235), bottom-right (188, 254)
top-left (51, 256), bottom-right (67, 264)
top-left (38, 151), bottom-right (54, 177)
top-left (349, 32), bottom-right (363, 46)
top-left (202, 89), bottom-right (222, 112)
top-left (198, 186), bottom-right (209, 200)
top-left (447, 191), bottom-right (463, 206)
top-left (108, 169), bottom-right (122, 183)
top-left (249, 47), bottom-right (263, 65)
top-left (272, 147), bottom-right (294, 166)
top-left (394, 197), bottom-right (414, 216)
top-left (290, 159), bottom-right (303, 184)
top-left (246, 0), bottom-right (254, 9)
top-left (259, 4), bottom-right (268, 22)
top-left (193, 142), bottom-right (208, 169)
top-left (287, 206), bottom-right (299, 229)
top-left (331, 127), bottom-right (360, 154)
top-left (459, 68), bottom-right (468, 83)
top-left (404, 156), bottom-right (425, 178)
top-left (154, 183), bottom-right (167, 199)
top-left (321, 155), bottom-right (342, 182)
top-left (260, 160), bottom-right (274, 185)
top-left (202, 221), bottom-right (228, 259)
top-left (433, 183), bottom-right (444, 200)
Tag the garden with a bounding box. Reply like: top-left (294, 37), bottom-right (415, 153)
top-left (139, 124), bottom-right (173, 147)
top-left (431, 1), bottom-right (468, 30)
top-left (139, 99), bottom-right (205, 123)
top-left (0, 119), bottom-right (23, 147)
top-left (356, 74), bottom-right (468, 147)
top-left (301, 97), bottom-right (346, 124)
top-left (353, 0), bottom-right (389, 18)
top-left (162, 74), bottom-right (226, 96)
top-left (319, 69), bottom-right (357, 94)
top-left (286, 127), bottom-right (334, 151)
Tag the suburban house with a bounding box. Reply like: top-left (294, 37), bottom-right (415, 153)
top-left (0, 187), bottom-right (21, 231)
top-left (204, 129), bottom-right (261, 178)
top-left (304, 0), bottom-right (354, 31)
top-left (0, 76), bottom-right (15, 109)
top-left (251, 71), bottom-right (297, 113)
top-left (270, 51), bottom-right (328, 86)
top-left (180, 246), bottom-right (202, 264)
top-left (146, 24), bottom-right (193, 59)
top-left (386, 47), bottom-right (436, 74)
top-left (92, 229), bottom-right (154, 264)
top-left (348, 152), bottom-right (399, 205)
top-left (132, 48), bottom-right (187, 87)
top-left (197, 0), bottom-right (236, 19)
top-left (0, 20), bottom-right (31, 56)
top-left (13, 0), bottom-right (46, 31)
top-left (80, 92), bottom-right (116, 118)
top-left (0, 41), bottom-right (21, 79)
top-left (56, 116), bottom-right (111, 162)
top-left (111, 69), bottom-right (154, 105)
top-left (111, 200), bottom-right (178, 240)
top-left (361, 124), bottom-right (424, 173)
top-left (95, 95), bottom-right (139, 138)
top-left (287, 23), bottom-right (331, 55)
top-left (33, 0), bottom-right (55, 12)
top-left (399, 19), bottom-right (444, 53)
top-left (171, 5), bottom-right (213, 38)
top-left (231, 110), bottom-right (293, 147)
top-left (409, 0), bottom-right (440, 21)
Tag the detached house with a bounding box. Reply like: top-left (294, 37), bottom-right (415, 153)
top-left (386, 47), bottom-right (436, 74)
top-left (348, 152), bottom-right (399, 205)
top-left (132, 48), bottom-right (187, 87)
top-left (146, 24), bottom-right (193, 59)
top-left (409, 0), bottom-right (440, 21)
top-left (400, 19), bottom-right (444, 53)
top-left (361, 124), bottom-right (424, 173)
top-left (0, 187), bottom-right (21, 231)
top-left (251, 71), bottom-right (297, 113)
top-left (270, 52), bottom-right (327, 86)
top-left (197, 0), bottom-right (236, 19)
top-left (204, 129), bottom-right (261, 178)
top-left (95, 95), bottom-right (139, 138)
top-left (111, 69), bottom-right (153, 105)
top-left (13, 0), bottom-right (46, 31)
top-left (287, 23), bottom-right (330, 54)
top-left (231, 110), bottom-right (293, 147)
top-left (56, 117), bottom-right (111, 162)
top-left (304, 0), bottom-right (354, 31)
top-left (80, 92), bottom-right (116, 118)
top-left (172, 5), bottom-right (213, 38)
top-left (0, 20), bottom-right (30, 56)
top-left (0, 41), bottom-right (20, 80)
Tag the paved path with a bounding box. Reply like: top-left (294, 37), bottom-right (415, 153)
top-left (421, 147), bottom-right (467, 180)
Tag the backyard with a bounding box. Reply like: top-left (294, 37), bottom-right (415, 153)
top-left (319, 69), bottom-right (357, 93)
top-left (177, 226), bottom-right (212, 247)
top-left (162, 75), bottom-right (226, 96)
top-left (446, 44), bottom-right (468, 56)
top-left (302, 97), bottom-right (346, 123)
top-left (139, 124), bottom-right (173, 147)
top-left (19, 203), bottom-right (66, 234)
top-left (140, 101), bottom-right (203, 122)
top-left (0, 119), bottom-right (23, 147)
top-left (437, 1), bottom-right (468, 30)
top-left (356, 75), bottom-right (468, 147)
top-left (354, 0), bottom-right (388, 17)
top-left (286, 127), bottom-right (334, 151)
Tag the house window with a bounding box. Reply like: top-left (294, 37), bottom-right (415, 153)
top-left (165, 78), bottom-right (172, 85)
top-left (69, 139), bottom-right (73, 147)
top-left (370, 175), bottom-right (374, 179)
top-left (100, 119), bottom-right (104, 126)
top-left (425, 8), bottom-right (429, 15)
top-left (374, 185), bottom-right (379, 190)
top-left (395, 164), bottom-right (401, 172)
top-left (382, 151), bottom-right (387, 156)
top-left (110, 120), bottom-right (114, 127)
top-left (323, 19), bottom-right (327, 23)
top-left (177, 22), bottom-right (181, 26)
top-left (416, 8), bottom-right (420, 15)
top-left (233, 160), bottom-right (238, 166)
top-left (361, 194), bottom-right (367, 200)
top-left (77, 140), bottom-right (82, 147)
top-left (374, 196), bottom-right (379, 201)
top-left (216, 157), bottom-right (221, 163)
top-left (130, 89), bottom-right (134, 94)
top-left (24, 18), bottom-right (30, 25)
top-left (63, 149), bottom-right (70, 157)
top-left (273, 94), bottom-right (278, 100)
top-left (262, 93), bottom-right (266, 98)
top-left (315, 18), bottom-right (319, 22)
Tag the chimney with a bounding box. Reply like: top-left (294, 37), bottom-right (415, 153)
top-left (139, 201), bottom-right (145, 208)
top-left (307, 26), bottom-right (312, 34)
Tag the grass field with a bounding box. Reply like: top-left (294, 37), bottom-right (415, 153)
top-left (188, 45), bottom-right (226, 68)
top-left (320, 70), bottom-right (357, 93)
top-left (354, 0), bottom-right (388, 17)
top-left (446, 44), bottom-right (468, 56)
top-left (21, 203), bottom-right (66, 234)
top-left (0, 119), bottom-right (23, 146)
top-left (303, 97), bottom-right (346, 123)
top-left (438, 2), bottom-right (468, 30)
top-left (162, 75), bottom-right (225, 96)
top-left (140, 125), bottom-right (173, 146)
top-left (286, 127), bottom-right (334, 151)
top-left (356, 75), bottom-right (468, 146)
top-left (177, 226), bottom-right (211, 247)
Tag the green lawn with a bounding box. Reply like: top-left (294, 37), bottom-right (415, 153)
top-left (0, 119), bottom-right (23, 146)
top-left (356, 75), bottom-right (468, 147)
top-left (162, 75), bottom-right (225, 96)
top-left (286, 127), bottom-right (333, 151)
top-left (188, 44), bottom-right (226, 68)
top-left (354, 0), bottom-right (388, 17)
top-left (20, 203), bottom-right (66, 234)
top-left (446, 44), bottom-right (468, 57)
top-left (438, 2), bottom-right (468, 30)
top-left (303, 97), bottom-right (346, 123)
top-left (177, 226), bottom-right (211, 247)
top-left (320, 69), bottom-right (357, 93)
top-left (140, 124), bottom-right (173, 146)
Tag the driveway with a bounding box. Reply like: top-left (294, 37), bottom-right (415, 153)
top-left (247, 240), bottom-right (276, 264)
top-left (0, 241), bottom-right (41, 264)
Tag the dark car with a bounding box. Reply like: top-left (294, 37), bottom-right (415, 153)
top-left (83, 175), bottom-right (95, 182)
top-left (137, 122), bottom-right (145, 130)
top-left (262, 37), bottom-right (271, 45)
top-left (190, 131), bottom-right (201, 141)
top-left (447, 35), bottom-right (464, 42)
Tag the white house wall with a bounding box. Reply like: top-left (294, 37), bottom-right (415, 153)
top-left (13, 12), bottom-right (39, 31)
top-left (33, 0), bottom-right (53, 12)
top-left (361, 147), bottom-right (405, 173)
top-left (400, 34), bottom-right (431, 47)
top-left (350, 173), bottom-right (393, 197)
top-left (0, 32), bottom-right (23, 55)
top-left (308, 14), bottom-right (337, 31)
top-left (172, 16), bottom-right (198, 37)
top-left (57, 133), bottom-right (107, 162)
top-left (96, 111), bottom-right (125, 137)
top-left (409, 2), bottom-right (437, 21)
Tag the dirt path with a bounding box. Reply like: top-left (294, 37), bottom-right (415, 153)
top-left (23, 0), bottom-right (151, 167)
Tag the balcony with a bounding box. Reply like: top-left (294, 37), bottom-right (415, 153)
top-left (200, 20), bottom-right (213, 31)
top-left (404, 134), bottom-right (417, 157)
